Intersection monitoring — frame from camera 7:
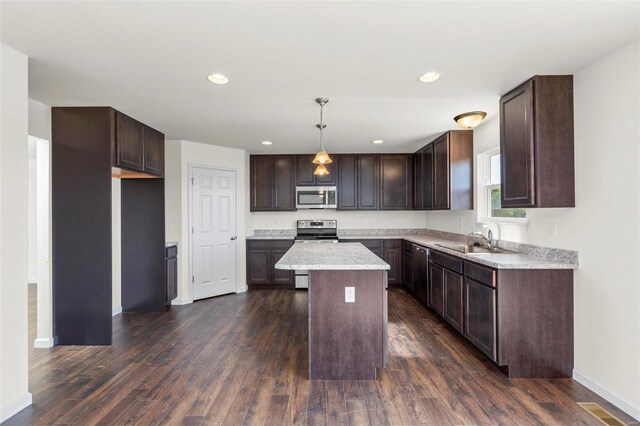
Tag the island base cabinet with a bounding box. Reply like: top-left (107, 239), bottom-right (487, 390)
top-left (464, 277), bottom-right (497, 361)
top-left (308, 270), bottom-right (387, 380)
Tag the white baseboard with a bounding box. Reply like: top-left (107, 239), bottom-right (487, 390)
top-left (112, 305), bottom-right (122, 316)
top-left (573, 370), bottom-right (640, 421)
top-left (0, 392), bottom-right (32, 423)
top-left (33, 337), bottom-right (54, 348)
top-left (237, 285), bottom-right (248, 293)
top-left (171, 298), bottom-right (193, 306)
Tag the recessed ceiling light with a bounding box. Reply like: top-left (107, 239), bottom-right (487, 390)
top-left (372, 140), bottom-right (384, 144)
top-left (261, 141), bottom-right (273, 145)
top-left (418, 72), bottom-right (441, 83)
top-left (207, 73), bottom-right (229, 84)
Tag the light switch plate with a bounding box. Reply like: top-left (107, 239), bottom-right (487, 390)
top-left (345, 286), bottom-right (355, 303)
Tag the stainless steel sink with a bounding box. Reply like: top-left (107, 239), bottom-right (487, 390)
top-left (435, 244), bottom-right (514, 255)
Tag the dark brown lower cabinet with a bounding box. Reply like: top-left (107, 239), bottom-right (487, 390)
top-left (425, 249), bottom-right (574, 378)
top-left (383, 240), bottom-right (402, 285)
top-left (443, 268), bottom-right (464, 332)
top-left (402, 244), bottom-right (414, 292)
top-left (341, 239), bottom-right (402, 285)
top-left (429, 262), bottom-right (445, 316)
top-left (246, 240), bottom-right (294, 288)
top-left (165, 244), bottom-right (178, 307)
top-left (464, 277), bottom-right (497, 361)
top-left (412, 244), bottom-right (429, 304)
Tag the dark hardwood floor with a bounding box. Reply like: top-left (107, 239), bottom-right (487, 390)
top-left (6, 284), bottom-right (637, 425)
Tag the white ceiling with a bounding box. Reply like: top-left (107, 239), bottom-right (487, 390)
top-left (2, 1), bottom-right (639, 154)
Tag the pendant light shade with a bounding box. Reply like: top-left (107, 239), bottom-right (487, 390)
top-left (454, 111), bottom-right (487, 129)
top-left (312, 150), bottom-right (332, 165)
top-left (313, 163), bottom-right (330, 176)
top-left (313, 98), bottom-right (332, 165)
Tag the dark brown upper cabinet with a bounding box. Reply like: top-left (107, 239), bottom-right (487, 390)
top-left (357, 154), bottom-right (379, 210)
top-left (379, 154), bottom-right (413, 210)
top-left (337, 154), bottom-right (358, 210)
top-left (500, 75), bottom-right (574, 208)
top-left (143, 126), bottom-right (165, 176)
top-left (413, 144), bottom-right (434, 210)
top-left (114, 112), bottom-right (164, 177)
top-left (116, 113), bottom-right (144, 171)
top-left (414, 130), bottom-right (473, 210)
top-left (296, 154), bottom-right (337, 186)
top-left (249, 155), bottom-right (296, 212)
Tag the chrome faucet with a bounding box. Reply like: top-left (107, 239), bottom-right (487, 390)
top-left (469, 229), bottom-right (495, 249)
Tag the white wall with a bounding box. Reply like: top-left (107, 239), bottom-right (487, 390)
top-left (0, 43), bottom-right (32, 421)
top-left (425, 40), bottom-right (640, 417)
top-left (251, 210), bottom-right (427, 231)
top-left (28, 99), bottom-right (51, 141)
top-left (34, 137), bottom-right (53, 348)
top-left (111, 179), bottom-right (122, 314)
top-left (27, 150), bottom-right (37, 283)
top-left (165, 140), bottom-right (248, 302)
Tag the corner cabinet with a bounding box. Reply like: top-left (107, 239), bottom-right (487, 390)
top-left (414, 130), bottom-right (473, 210)
top-left (114, 111), bottom-right (164, 177)
top-left (500, 75), bottom-right (574, 208)
top-left (340, 239), bottom-right (402, 285)
top-left (249, 155), bottom-right (296, 212)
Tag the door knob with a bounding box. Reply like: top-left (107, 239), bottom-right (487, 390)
top-left (230, 236), bottom-right (237, 240)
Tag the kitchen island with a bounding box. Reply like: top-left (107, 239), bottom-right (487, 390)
top-left (275, 242), bottom-right (390, 380)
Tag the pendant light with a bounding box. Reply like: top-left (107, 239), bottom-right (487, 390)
top-left (312, 97), bottom-right (333, 167)
top-left (454, 111), bottom-right (487, 129)
top-left (313, 163), bottom-right (329, 176)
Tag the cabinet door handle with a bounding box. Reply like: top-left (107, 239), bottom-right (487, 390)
top-left (230, 236), bottom-right (237, 240)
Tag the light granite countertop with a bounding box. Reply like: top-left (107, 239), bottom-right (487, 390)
top-left (250, 229), bottom-right (578, 270)
top-left (275, 242), bottom-right (390, 270)
top-left (342, 234), bottom-right (576, 270)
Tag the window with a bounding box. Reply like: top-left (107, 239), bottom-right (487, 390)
top-left (479, 148), bottom-right (526, 222)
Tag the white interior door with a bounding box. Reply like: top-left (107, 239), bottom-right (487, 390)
top-left (191, 166), bottom-right (237, 300)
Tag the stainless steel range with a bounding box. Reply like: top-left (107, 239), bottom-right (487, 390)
top-left (294, 219), bottom-right (338, 288)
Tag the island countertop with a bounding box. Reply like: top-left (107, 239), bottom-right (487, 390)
top-left (275, 242), bottom-right (390, 270)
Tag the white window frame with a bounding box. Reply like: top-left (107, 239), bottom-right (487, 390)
top-left (477, 148), bottom-right (528, 225)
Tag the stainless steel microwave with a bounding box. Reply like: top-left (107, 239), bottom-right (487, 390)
top-left (296, 186), bottom-right (337, 209)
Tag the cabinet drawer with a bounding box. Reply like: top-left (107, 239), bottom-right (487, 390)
top-left (464, 261), bottom-right (497, 287)
top-left (383, 239), bottom-right (401, 249)
top-left (430, 250), bottom-right (463, 274)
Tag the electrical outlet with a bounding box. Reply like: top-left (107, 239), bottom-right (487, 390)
top-left (345, 287), bottom-right (355, 303)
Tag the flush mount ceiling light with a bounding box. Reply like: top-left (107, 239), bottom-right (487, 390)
top-left (418, 71), bottom-right (441, 83)
top-left (207, 73), bottom-right (229, 84)
top-left (454, 111), bottom-right (487, 129)
top-left (261, 141), bottom-right (273, 145)
top-left (312, 97), bottom-right (333, 171)
top-left (372, 139), bottom-right (384, 144)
